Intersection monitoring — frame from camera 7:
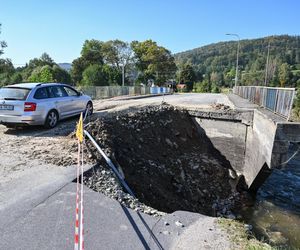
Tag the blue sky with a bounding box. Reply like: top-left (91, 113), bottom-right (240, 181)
top-left (1, 0), bottom-right (299, 65)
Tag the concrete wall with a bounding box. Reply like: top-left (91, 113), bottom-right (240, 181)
top-left (194, 118), bottom-right (247, 174)
top-left (272, 122), bottom-right (300, 167)
top-left (191, 109), bottom-right (300, 191)
top-left (243, 110), bottom-right (277, 190)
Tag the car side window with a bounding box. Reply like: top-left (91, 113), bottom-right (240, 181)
top-left (47, 86), bottom-right (68, 98)
top-left (64, 86), bottom-right (78, 97)
top-left (34, 87), bottom-right (49, 99)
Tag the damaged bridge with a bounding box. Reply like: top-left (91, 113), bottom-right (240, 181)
top-left (190, 103), bottom-right (300, 192)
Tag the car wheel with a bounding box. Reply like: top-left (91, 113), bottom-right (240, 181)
top-left (45, 110), bottom-right (58, 128)
top-left (85, 102), bottom-right (93, 117)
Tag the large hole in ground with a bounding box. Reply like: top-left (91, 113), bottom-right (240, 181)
top-left (83, 105), bottom-right (243, 217)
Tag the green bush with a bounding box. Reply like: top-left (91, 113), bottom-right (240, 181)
top-left (294, 89), bottom-right (300, 117)
top-left (211, 84), bottom-right (221, 93)
top-left (193, 80), bottom-right (211, 93)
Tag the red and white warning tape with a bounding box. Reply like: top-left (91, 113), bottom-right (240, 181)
top-left (80, 142), bottom-right (84, 250)
top-left (74, 140), bottom-right (84, 250)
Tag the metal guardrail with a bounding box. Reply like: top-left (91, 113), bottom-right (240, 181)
top-left (233, 86), bottom-right (295, 120)
top-left (77, 86), bottom-right (171, 100)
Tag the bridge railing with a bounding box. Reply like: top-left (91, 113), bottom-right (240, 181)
top-left (77, 86), bottom-right (171, 100)
top-left (233, 86), bottom-right (295, 119)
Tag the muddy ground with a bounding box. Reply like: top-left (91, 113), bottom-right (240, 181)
top-left (84, 105), bottom-right (242, 217)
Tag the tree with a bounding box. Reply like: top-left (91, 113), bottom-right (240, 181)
top-left (27, 63), bottom-right (71, 83)
top-left (178, 63), bottom-right (196, 91)
top-left (102, 64), bottom-right (122, 86)
top-left (10, 72), bottom-right (23, 83)
top-left (102, 40), bottom-right (133, 70)
top-left (101, 40), bottom-right (133, 85)
top-left (28, 65), bottom-right (54, 82)
top-left (210, 71), bottom-right (224, 86)
top-left (0, 59), bottom-right (15, 86)
top-left (179, 63), bottom-right (196, 83)
top-left (39, 65), bottom-right (54, 82)
top-left (131, 40), bottom-right (177, 84)
top-left (81, 64), bottom-right (107, 86)
top-left (40, 53), bottom-right (54, 66)
top-left (0, 24), bottom-right (14, 86)
top-left (0, 24), bottom-right (7, 57)
top-left (52, 65), bottom-right (71, 83)
top-left (28, 53), bottom-right (54, 68)
top-left (294, 89), bottom-right (300, 117)
top-left (71, 57), bottom-right (87, 84)
top-left (224, 68), bottom-right (236, 87)
top-left (71, 39), bottom-right (104, 84)
top-left (279, 63), bottom-right (291, 87)
top-left (193, 79), bottom-right (211, 93)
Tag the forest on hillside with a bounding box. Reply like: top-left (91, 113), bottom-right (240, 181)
top-left (175, 35), bottom-right (300, 89)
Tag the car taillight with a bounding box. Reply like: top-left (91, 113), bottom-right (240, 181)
top-left (24, 102), bottom-right (37, 112)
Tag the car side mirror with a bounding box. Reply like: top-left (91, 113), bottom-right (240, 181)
top-left (77, 91), bottom-right (83, 96)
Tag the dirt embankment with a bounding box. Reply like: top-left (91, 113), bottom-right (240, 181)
top-left (84, 105), bottom-right (241, 217)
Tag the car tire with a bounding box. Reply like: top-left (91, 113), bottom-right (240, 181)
top-left (45, 110), bottom-right (58, 129)
top-left (84, 101), bottom-right (93, 117)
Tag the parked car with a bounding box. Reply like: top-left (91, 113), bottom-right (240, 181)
top-left (0, 82), bottom-right (93, 128)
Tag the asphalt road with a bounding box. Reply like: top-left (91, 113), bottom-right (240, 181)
top-left (93, 93), bottom-right (234, 113)
top-left (157, 93), bottom-right (233, 107)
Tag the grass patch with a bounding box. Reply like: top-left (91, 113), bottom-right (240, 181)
top-left (221, 88), bottom-right (232, 94)
top-left (218, 218), bottom-right (274, 250)
top-left (290, 109), bottom-right (300, 122)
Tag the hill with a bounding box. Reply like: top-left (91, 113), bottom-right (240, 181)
top-left (175, 35), bottom-right (300, 87)
top-left (58, 63), bottom-right (72, 72)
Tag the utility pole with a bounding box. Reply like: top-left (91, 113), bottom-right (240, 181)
top-left (264, 41), bottom-right (271, 86)
top-left (226, 33), bottom-right (240, 87)
top-left (122, 64), bottom-right (125, 87)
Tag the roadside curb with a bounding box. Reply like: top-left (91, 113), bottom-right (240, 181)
top-left (106, 93), bottom-right (173, 101)
top-left (226, 93), bottom-right (258, 110)
top-left (223, 94), bottom-right (236, 109)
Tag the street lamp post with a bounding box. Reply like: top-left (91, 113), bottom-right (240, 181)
top-left (226, 33), bottom-right (240, 88)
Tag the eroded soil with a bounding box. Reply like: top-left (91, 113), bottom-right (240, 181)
top-left (84, 105), bottom-right (240, 216)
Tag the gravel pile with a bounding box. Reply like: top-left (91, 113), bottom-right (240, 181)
top-left (83, 164), bottom-right (165, 217)
top-left (83, 105), bottom-right (242, 217)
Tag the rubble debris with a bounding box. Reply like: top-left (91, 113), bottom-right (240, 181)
top-left (211, 103), bottom-right (231, 111)
top-left (84, 105), bottom-right (243, 217)
top-left (175, 221), bottom-right (184, 227)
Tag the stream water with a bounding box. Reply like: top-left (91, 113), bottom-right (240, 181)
top-left (242, 143), bottom-right (300, 249)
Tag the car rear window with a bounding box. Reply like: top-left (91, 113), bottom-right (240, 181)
top-left (0, 87), bottom-right (31, 101)
top-left (34, 87), bottom-right (49, 99)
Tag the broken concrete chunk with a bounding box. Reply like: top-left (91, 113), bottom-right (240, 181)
top-left (165, 138), bottom-right (173, 147)
top-left (175, 220), bottom-right (184, 227)
top-left (228, 169), bottom-right (237, 179)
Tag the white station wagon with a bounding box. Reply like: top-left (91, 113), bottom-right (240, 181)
top-left (0, 83), bottom-right (93, 128)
